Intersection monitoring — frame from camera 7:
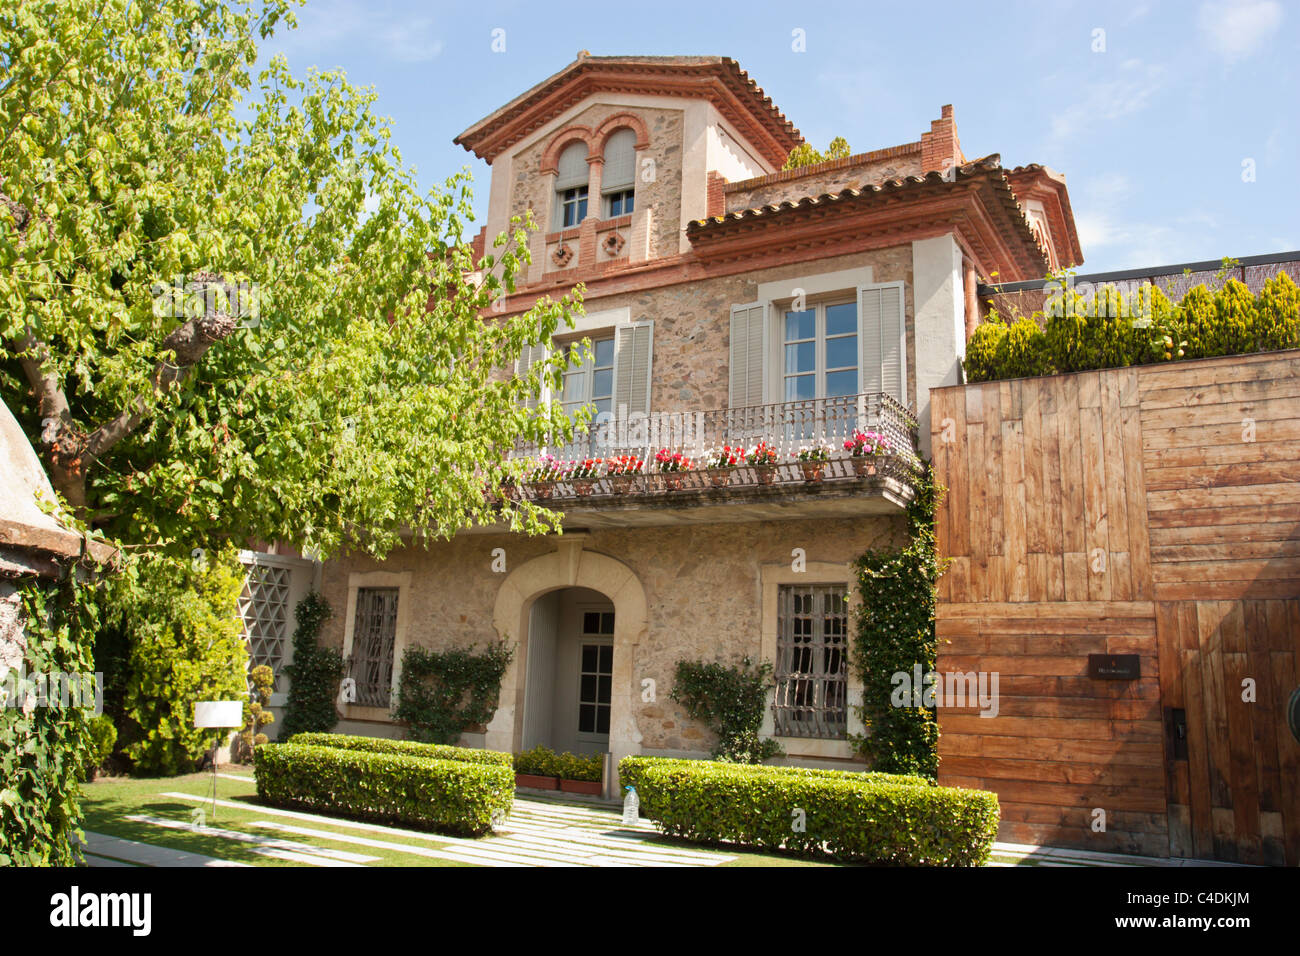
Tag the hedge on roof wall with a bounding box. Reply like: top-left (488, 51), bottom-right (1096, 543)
top-left (286, 732), bottom-right (512, 766)
top-left (254, 742), bottom-right (513, 835)
top-left (619, 756), bottom-right (998, 866)
top-left (965, 272), bottom-right (1300, 383)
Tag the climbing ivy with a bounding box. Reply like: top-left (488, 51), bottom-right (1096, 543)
top-left (0, 576), bottom-right (100, 866)
top-left (392, 643), bottom-right (514, 744)
top-left (671, 657), bottom-right (783, 764)
top-left (278, 593), bottom-right (342, 739)
top-left (850, 466), bottom-right (947, 778)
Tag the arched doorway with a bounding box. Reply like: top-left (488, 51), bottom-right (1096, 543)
top-left (486, 538), bottom-right (647, 774)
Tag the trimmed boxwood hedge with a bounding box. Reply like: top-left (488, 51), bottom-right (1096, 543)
top-left (286, 732), bottom-right (512, 766)
top-left (513, 745), bottom-right (603, 782)
top-left (619, 756), bottom-right (998, 866)
top-left (255, 742), bottom-right (514, 835)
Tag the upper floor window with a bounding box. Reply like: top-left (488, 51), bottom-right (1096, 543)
top-left (601, 128), bottom-right (636, 218)
top-left (783, 300), bottom-right (858, 401)
top-left (560, 336), bottom-right (615, 418)
top-left (555, 142), bottom-right (589, 228)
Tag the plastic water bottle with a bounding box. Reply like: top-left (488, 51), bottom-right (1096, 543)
top-left (622, 785), bottom-right (639, 826)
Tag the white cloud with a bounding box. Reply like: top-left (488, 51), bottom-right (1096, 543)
top-left (267, 1), bottom-right (444, 67)
top-left (1047, 59), bottom-right (1165, 149)
top-left (1197, 0), bottom-right (1283, 62)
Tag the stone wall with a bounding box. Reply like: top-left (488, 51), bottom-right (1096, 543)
top-left (319, 513), bottom-right (906, 754)
top-left (507, 102), bottom-right (685, 261)
top-left (724, 148), bottom-right (925, 212)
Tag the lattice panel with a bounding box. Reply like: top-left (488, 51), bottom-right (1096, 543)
top-left (239, 562), bottom-right (292, 686)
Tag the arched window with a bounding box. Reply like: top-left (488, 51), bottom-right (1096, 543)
top-left (555, 142), bottom-right (589, 228)
top-left (601, 128), bottom-right (636, 218)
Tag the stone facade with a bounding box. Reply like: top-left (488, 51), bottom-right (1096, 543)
top-left (725, 147), bottom-right (925, 211)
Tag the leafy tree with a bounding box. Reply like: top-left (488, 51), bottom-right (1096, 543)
top-left (0, 0), bottom-right (583, 559)
top-left (782, 136), bottom-right (852, 171)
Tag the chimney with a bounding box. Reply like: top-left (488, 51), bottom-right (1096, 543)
top-left (921, 104), bottom-right (964, 177)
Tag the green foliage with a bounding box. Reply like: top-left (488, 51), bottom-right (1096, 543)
top-left (278, 593), bottom-right (342, 739)
top-left (392, 643), bottom-right (513, 745)
top-left (966, 272), bottom-right (1300, 383)
top-left (254, 741), bottom-right (514, 836)
top-left (782, 136), bottom-right (852, 170)
top-left (513, 745), bottom-right (603, 782)
top-left (619, 756), bottom-right (932, 815)
top-left (238, 664), bottom-right (275, 758)
top-left (851, 467), bottom-right (945, 778)
top-left (287, 732), bottom-right (511, 766)
top-left (620, 757), bottom-right (999, 865)
top-left (102, 545), bottom-right (249, 776)
top-left (670, 657), bottom-right (783, 763)
top-left (83, 716), bottom-right (118, 782)
top-left (0, 0), bottom-right (584, 555)
top-left (0, 576), bottom-right (99, 866)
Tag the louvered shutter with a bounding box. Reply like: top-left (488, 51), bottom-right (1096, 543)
top-left (612, 321), bottom-right (653, 416)
top-left (516, 343), bottom-right (550, 409)
top-left (602, 129), bottom-right (637, 193)
top-left (555, 143), bottom-right (588, 190)
top-left (729, 303), bottom-right (767, 408)
top-left (858, 283), bottom-right (906, 405)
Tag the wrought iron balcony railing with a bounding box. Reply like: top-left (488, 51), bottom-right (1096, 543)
top-left (506, 392), bottom-right (920, 501)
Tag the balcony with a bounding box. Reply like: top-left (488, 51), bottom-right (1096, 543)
top-left (487, 393), bottom-right (921, 530)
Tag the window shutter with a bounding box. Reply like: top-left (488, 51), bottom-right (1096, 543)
top-left (729, 303), bottom-right (767, 408)
top-left (612, 321), bottom-right (653, 416)
top-left (858, 283), bottom-right (906, 405)
top-left (555, 143), bottom-right (588, 191)
top-left (516, 343), bottom-right (550, 409)
top-left (602, 129), bottom-right (636, 193)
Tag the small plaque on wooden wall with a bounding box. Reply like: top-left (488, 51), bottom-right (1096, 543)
top-left (1088, 654), bottom-right (1140, 680)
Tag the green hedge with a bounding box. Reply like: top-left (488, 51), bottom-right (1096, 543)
top-left (286, 732), bottom-right (512, 766)
top-left (255, 742), bottom-right (513, 835)
top-left (966, 274), bottom-right (1300, 383)
top-left (619, 757), bottom-right (997, 865)
top-left (512, 746), bottom-right (603, 782)
top-left (619, 756), bottom-right (932, 819)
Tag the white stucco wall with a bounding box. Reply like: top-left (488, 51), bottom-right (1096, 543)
top-left (911, 234), bottom-right (966, 457)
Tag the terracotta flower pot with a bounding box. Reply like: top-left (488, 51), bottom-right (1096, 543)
top-left (661, 472), bottom-right (687, 491)
top-left (610, 474), bottom-right (636, 493)
top-left (708, 469), bottom-right (732, 488)
top-left (800, 461), bottom-right (826, 482)
top-left (753, 464), bottom-right (777, 485)
top-left (531, 481), bottom-right (554, 500)
top-left (852, 455), bottom-right (879, 477)
top-left (559, 778), bottom-right (603, 796)
top-left (573, 479), bottom-right (596, 496)
top-left (515, 773), bottom-right (559, 790)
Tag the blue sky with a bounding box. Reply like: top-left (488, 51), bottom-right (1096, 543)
top-left (259, 0), bottom-right (1298, 273)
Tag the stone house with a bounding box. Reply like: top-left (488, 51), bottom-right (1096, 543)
top-left (312, 54), bottom-right (1082, 776)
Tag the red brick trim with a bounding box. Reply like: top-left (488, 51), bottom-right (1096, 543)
top-left (540, 125), bottom-right (597, 175)
top-left (722, 143), bottom-right (922, 194)
top-left (706, 171), bottom-right (727, 218)
top-left (593, 112), bottom-right (651, 153)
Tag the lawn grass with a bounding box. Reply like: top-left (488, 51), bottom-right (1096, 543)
top-left (77, 767), bottom-right (841, 867)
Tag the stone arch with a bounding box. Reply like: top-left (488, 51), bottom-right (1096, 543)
top-left (593, 112), bottom-right (651, 153)
top-left (486, 539), bottom-right (647, 772)
top-left (539, 125), bottom-right (597, 175)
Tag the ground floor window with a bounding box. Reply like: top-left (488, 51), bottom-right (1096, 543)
top-left (350, 587), bottom-right (399, 707)
top-left (578, 610), bottom-right (614, 737)
top-left (774, 584), bottom-right (849, 738)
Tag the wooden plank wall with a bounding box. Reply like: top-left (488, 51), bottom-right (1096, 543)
top-left (931, 350), bottom-right (1300, 863)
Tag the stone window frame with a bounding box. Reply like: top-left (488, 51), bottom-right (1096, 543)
top-left (758, 561), bottom-right (865, 760)
top-left (340, 569), bottom-right (412, 721)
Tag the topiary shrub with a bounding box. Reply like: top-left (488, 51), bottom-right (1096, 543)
top-left (962, 317), bottom-right (1006, 382)
top-left (670, 657), bottom-right (783, 763)
top-left (621, 757), bottom-right (999, 865)
top-left (287, 731), bottom-right (511, 766)
top-left (996, 317), bottom-right (1053, 378)
top-left (1254, 272), bottom-right (1300, 351)
top-left (255, 741), bottom-right (514, 836)
top-left (1175, 284), bottom-right (1219, 360)
top-left (278, 593), bottom-right (342, 739)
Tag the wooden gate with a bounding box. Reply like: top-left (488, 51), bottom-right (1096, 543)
top-left (932, 350), bottom-right (1300, 864)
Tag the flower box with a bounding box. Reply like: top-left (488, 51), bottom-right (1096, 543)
top-left (800, 461), bottom-right (826, 482)
top-left (707, 468), bottom-right (732, 488)
top-left (515, 773), bottom-right (559, 790)
top-left (559, 778), bottom-right (603, 796)
top-left (852, 456), bottom-right (881, 477)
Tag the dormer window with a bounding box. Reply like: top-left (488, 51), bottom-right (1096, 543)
top-left (601, 128), bottom-right (636, 218)
top-left (555, 142), bottom-right (589, 228)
